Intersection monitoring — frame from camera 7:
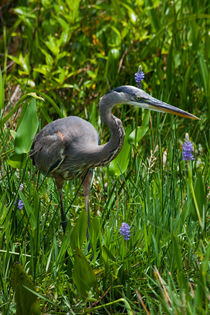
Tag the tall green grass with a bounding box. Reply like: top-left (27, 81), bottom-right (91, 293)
top-left (0, 0), bottom-right (209, 314)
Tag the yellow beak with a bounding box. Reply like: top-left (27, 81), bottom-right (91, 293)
top-left (144, 95), bottom-right (199, 120)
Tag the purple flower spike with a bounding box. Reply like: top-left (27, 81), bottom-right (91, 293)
top-left (135, 66), bottom-right (145, 88)
top-left (120, 222), bottom-right (130, 240)
top-left (182, 134), bottom-right (194, 161)
top-left (18, 199), bottom-right (24, 210)
top-left (135, 71), bottom-right (145, 83)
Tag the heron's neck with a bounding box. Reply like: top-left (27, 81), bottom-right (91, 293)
top-left (96, 96), bottom-right (125, 166)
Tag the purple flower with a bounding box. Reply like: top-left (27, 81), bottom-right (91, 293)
top-left (135, 66), bottom-right (145, 88)
top-left (182, 140), bottom-right (194, 161)
top-left (120, 222), bottom-right (130, 240)
top-left (17, 199), bottom-right (24, 210)
top-left (135, 71), bottom-right (145, 83)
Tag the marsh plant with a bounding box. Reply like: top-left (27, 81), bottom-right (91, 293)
top-left (0, 0), bottom-right (209, 314)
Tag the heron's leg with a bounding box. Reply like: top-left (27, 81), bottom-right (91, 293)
top-left (54, 176), bottom-right (67, 233)
top-left (83, 170), bottom-right (93, 239)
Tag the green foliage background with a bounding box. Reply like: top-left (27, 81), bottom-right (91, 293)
top-left (0, 0), bottom-right (209, 314)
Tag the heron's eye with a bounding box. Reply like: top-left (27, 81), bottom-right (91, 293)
top-left (136, 97), bottom-right (142, 101)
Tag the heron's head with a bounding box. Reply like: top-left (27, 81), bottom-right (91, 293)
top-left (101, 85), bottom-right (199, 120)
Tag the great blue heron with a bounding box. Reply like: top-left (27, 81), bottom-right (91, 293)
top-left (30, 85), bottom-right (198, 234)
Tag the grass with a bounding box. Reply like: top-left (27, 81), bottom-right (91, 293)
top-left (0, 0), bottom-right (209, 314)
top-left (0, 114), bottom-right (209, 314)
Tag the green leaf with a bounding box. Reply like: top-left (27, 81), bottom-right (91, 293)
top-left (45, 35), bottom-right (60, 56)
top-left (70, 210), bottom-right (87, 250)
top-left (105, 48), bottom-right (120, 83)
top-left (10, 129), bottom-right (17, 139)
top-left (27, 93), bottom-right (45, 101)
top-left (109, 126), bottom-right (131, 176)
top-left (7, 153), bottom-right (27, 169)
top-left (10, 263), bottom-right (40, 315)
top-left (107, 26), bottom-right (121, 47)
top-left (172, 235), bottom-right (186, 289)
top-left (66, 0), bottom-right (81, 22)
top-left (19, 191), bottom-right (37, 232)
top-left (14, 7), bottom-right (37, 19)
top-left (199, 53), bottom-right (208, 95)
top-left (142, 109), bottom-right (150, 126)
top-left (72, 248), bottom-right (97, 297)
top-left (89, 217), bottom-right (100, 254)
top-left (56, 223), bottom-right (72, 264)
top-left (1, 94), bottom-right (42, 127)
top-left (194, 172), bottom-right (206, 218)
top-left (129, 126), bottom-right (149, 145)
top-left (128, 111), bottom-right (150, 145)
top-left (9, 53), bottom-right (31, 75)
top-left (0, 68), bottom-right (4, 110)
top-left (121, 2), bottom-right (137, 24)
top-left (14, 98), bottom-right (39, 154)
top-left (102, 245), bottom-right (116, 263)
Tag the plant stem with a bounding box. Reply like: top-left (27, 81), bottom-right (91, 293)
top-left (187, 162), bottom-right (202, 227)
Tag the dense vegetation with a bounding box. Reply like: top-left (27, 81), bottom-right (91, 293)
top-left (0, 0), bottom-right (209, 314)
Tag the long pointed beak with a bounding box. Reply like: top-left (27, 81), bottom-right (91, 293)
top-left (145, 96), bottom-right (199, 120)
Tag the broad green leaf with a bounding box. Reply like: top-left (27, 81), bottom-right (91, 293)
top-left (66, 0), bottom-right (81, 22)
top-left (45, 35), bottom-right (60, 56)
top-left (8, 53), bottom-right (31, 75)
top-left (56, 223), bottom-right (72, 264)
top-left (60, 29), bottom-right (71, 45)
top-left (0, 68), bottom-right (4, 110)
top-left (39, 47), bottom-right (54, 66)
top-left (7, 153), bottom-right (26, 169)
top-left (10, 130), bottom-right (17, 139)
top-left (20, 53), bottom-right (31, 74)
top-left (128, 126), bottom-right (149, 145)
top-left (109, 126), bottom-right (131, 176)
top-left (10, 263), bottom-right (40, 315)
top-left (72, 248), bottom-right (96, 297)
top-left (105, 48), bottom-right (120, 83)
top-left (1, 94), bottom-right (43, 126)
top-left (87, 70), bottom-right (97, 79)
top-left (107, 26), bottom-right (121, 47)
top-left (102, 245), bottom-right (116, 263)
top-left (14, 7), bottom-right (37, 19)
top-left (33, 65), bottom-right (50, 76)
top-left (128, 111), bottom-right (150, 145)
top-left (70, 210), bottom-right (87, 250)
top-left (142, 110), bottom-right (150, 126)
top-left (14, 98), bottom-right (38, 154)
top-left (109, 48), bottom-right (120, 59)
top-left (121, 3), bottom-right (137, 24)
top-left (89, 217), bottom-right (100, 254)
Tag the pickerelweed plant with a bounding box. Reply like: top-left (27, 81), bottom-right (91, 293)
top-left (134, 65), bottom-right (145, 88)
top-left (17, 199), bottom-right (24, 210)
top-left (120, 222), bottom-right (131, 241)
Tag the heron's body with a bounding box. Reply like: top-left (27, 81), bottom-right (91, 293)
top-left (31, 116), bottom-right (100, 180)
top-left (30, 85), bottom-right (198, 234)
